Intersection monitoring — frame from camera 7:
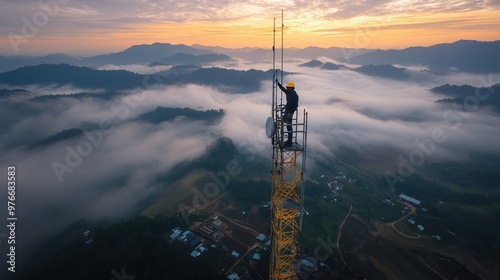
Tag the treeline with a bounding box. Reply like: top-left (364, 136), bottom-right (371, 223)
top-left (32, 91), bottom-right (122, 101)
top-left (177, 67), bottom-right (273, 93)
top-left (0, 64), bottom-right (148, 91)
top-left (0, 88), bottom-right (30, 98)
top-left (29, 128), bottom-right (83, 149)
top-left (432, 83), bottom-right (500, 112)
top-left (229, 179), bottom-right (269, 209)
top-left (354, 64), bottom-right (410, 80)
top-left (137, 106), bottom-right (224, 124)
top-left (0, 64), bottom-right (274, 94)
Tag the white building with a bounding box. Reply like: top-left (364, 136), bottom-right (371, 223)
top-left (399, 194), bottom-right (421, 205)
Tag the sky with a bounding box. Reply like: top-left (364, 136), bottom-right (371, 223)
top-left (0, 0), bottom-right (499, 56)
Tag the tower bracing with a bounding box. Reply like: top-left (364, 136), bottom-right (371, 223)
top-left (267, 12), bottom-right (308, 280)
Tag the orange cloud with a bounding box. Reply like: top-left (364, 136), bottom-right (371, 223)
top-left (0, 1), bottom-right (498, 55)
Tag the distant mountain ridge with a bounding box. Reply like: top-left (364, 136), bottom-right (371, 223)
top-left (0, 64), bottom-right (148, 91)
top-left (30, 128), bottom-right (83, 149)
top-left (299, 59), bottom-right (411, 80)
top-left (0, 53), bottom-right (83, 73)
top-left (0, 43), bottom-right (255, 73)
top-left (354, 64), bottom-right (411, 80)
top-left (432, 83), bottom-right (500, 111)
top-left (157, 53), bottom-right (232, 65)
top-left (136, 106), bottom-right (224, 124)
top-left (1, 40), bottom-right (498, 74)
top-left (194, 44), bottom-right (375, 62)
top-left (184, 67), bottom-right (272, 92)
top-left (0, 88), bottom-right (31, 99)
top-left (299, 59), bottom-right (323, 68)
top-left (0, 43), bottom-right (215, 72)
top-left (350, 40), bottom-right (500, 73)
top-left (0, 63), bottom-right (273, 93)
top-left (83, 42), bottom-right (213, 67)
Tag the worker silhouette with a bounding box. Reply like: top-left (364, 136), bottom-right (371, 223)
top-left (276, 80), bottom-right (299, 147)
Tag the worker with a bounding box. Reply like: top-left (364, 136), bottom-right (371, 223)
top-left (276, 80), bottom-right (299, 146)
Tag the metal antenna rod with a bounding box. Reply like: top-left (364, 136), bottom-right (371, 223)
top-left (272, 17), bottom-right (276, 121)
top-left (281, 9), bottom-right (284, 83)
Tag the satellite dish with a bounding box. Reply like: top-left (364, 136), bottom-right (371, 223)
top-left (265, 117), bottom-right (274, 138)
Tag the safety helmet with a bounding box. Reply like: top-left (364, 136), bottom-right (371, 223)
top-left (286, 81), bottom-right (295, 89)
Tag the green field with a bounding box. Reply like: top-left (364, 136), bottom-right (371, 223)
top-left (141, 168), bottom-right (213, 217)
top-left (393, 219), bottom-right (420, 237)
top-left (316, 147), bottom-right (500, 278)
top-left (301, 196), bottom-right (350, 247)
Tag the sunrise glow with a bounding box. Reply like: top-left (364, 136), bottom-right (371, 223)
top-left (0, 1), bottom-right (498, 55)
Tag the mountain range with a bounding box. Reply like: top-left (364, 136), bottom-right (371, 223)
top-left (0, 64), bottom-right (273, 93)
top-left (0, 64), bottom-right (147, 91)
top-left (300, 59), bottom-right (411, 80)
top-left (136, 106), bottom-right (224, 124)
top-left (84, 43), bottom-right (211, 66)
top-left (0, 43), bottom-right (215, 72)
top-left (1, 40), bottom-right (499, 74)
top-left (433, 83), bottom-right (500, 112)
top-left (156, 53), bottom-right (232, 65)
top-left (350, 40), bottom-right (500, 73)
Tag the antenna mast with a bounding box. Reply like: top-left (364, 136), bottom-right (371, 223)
top-left (281, 9), bottom-right (284, 84)
top-left (268, 10), bottom-right (309, 280)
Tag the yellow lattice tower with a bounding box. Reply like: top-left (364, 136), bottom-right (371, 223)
top-left (267, 109), bottom-right (308, 280)
top-left (267, 13), bottom-right (308, 279)
top-left (270, 149), bottom-right (301, 278)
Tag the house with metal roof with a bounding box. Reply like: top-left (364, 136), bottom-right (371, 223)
top-left (399, 194), bottom-right (421, 205)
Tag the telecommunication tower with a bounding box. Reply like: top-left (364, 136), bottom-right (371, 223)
top-left (265, 12), bottom-right (308, 280)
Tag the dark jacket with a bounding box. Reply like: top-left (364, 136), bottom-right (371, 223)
top-left (277, 83), bottom-right (299, 113)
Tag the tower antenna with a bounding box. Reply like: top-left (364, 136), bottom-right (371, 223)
top-left (266, 10), bottom-right (309, 280)
top-left (281, 9), bottom-right (284, 84)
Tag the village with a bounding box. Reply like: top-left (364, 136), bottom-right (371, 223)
top-left (381, 193), bottom-right (451, 242)
top-left (79, 169), bottom-right (456, 279)
top-left (166, 211), bottom-right (336, 279)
